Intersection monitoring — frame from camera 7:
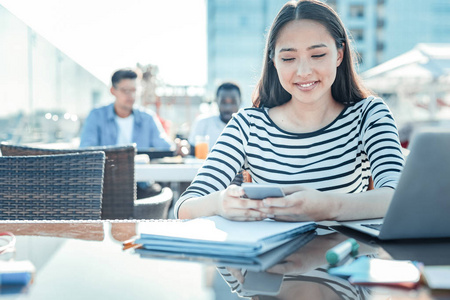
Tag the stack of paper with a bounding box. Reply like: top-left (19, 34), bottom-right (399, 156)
top-left (134, 216), bottom-right (316, 270)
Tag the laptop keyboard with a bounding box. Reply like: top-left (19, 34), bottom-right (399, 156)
top-left (362, 223), bottom-right (382, 231)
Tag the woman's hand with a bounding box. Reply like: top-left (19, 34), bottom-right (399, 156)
top-left (259, 184), bottom-right (394, 221)
top-left (258, 185), bottom-right (336, 222)
top-left (216, 185), bottom-right (267, 221)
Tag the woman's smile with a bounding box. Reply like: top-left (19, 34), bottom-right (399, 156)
top-left (295, 80), bottom-right (319, 91)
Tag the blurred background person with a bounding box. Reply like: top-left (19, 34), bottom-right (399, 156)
top-left (188, 82), bottom-right (242, 151)
top-left (80, 68), bottom-right (173, 150)
top-left (80, 68), bottom-right (174, 198)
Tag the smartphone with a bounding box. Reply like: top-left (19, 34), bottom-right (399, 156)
top-left (241, 271), bottom-right (284, 296)
top-left (241, 183), bottom-right (285, 200)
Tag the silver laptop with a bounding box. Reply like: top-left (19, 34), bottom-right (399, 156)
top-left (340, 128), bottom-right (450, 240)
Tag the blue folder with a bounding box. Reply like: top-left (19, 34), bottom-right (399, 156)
top-left (135, 216), bottom-right (317, 257)
top-left (136, 230), bottom-right (316, 272)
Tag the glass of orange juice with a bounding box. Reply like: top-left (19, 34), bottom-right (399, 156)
top-left (195, 136), bottom-right (209, 159)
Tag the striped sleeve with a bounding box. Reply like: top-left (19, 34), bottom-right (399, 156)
top-left (360, 97), bottom-right (404, 189)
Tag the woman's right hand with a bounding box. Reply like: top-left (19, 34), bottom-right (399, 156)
top-left (216, 185), bottom-right (267, 221)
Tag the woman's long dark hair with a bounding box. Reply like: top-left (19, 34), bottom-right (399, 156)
top-left (253, 0), bottom-right (371, 108)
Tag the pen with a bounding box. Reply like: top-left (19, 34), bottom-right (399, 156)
top-left (122, 238), bottom-right (142, 250)
top-left (326, 238), bottom-right (359, 265)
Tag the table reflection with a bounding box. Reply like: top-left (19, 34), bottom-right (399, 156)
top-left (332, 225), bottom-right (450, 266)
top-left (0, 221), bottom-right (212, 299)
top-left (217, 229), bottom-right (450, 300)
top-left (1, 222), bottom-right (450, 299)
top-left (217, 232), bottom-right (376, 299)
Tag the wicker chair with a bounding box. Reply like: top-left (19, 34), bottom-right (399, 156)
top-left (0, 152), bottom-right (105, 220)
top-left (0, 144), bottom-right (135, 219)
top-left (0, 143), bottom-right (173, 220)
top-left (134, 187), bottom-right (173, 219)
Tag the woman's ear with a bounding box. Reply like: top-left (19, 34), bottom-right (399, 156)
top-left (336, 43), bottom-right (344, 67)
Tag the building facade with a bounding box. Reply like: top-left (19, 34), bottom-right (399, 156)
top-left (207, 0), bottom-right (450, 104)
top-left (383, 0), bottom-right (450, 61)
top-left (328, 0), bottom-right (381, 72)
top-left (207, 0), bottom-right (286, 104)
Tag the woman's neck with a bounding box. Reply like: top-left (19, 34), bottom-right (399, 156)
top-left (270, 98), bottom-right (344, 133)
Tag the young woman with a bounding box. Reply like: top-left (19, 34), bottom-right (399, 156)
top-left (176, 0), bottom-right (404, 221)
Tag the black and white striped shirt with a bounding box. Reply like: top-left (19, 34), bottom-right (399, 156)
top-left (175, 96), bottom-right (404, 216)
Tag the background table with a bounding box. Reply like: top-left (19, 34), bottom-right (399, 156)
top-left (135, 163), bottom-right (202, 182)
top-left (135, 160), bottom-right (203, 211)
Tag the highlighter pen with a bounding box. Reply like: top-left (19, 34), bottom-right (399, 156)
top-left (326, 238), bottom-right (359, 265)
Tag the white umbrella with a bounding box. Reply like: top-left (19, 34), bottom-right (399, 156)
top-left (362, 43), bottom-right (450, 94)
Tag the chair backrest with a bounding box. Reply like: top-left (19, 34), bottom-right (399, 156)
top-left (0, 152), bottom-right (105, 220)
top-left (0, 144), bottom-right (136, 219)
top-left (134, 187), bottom-right (173, 219)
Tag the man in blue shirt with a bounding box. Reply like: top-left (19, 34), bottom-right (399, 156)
top-left (80, 69), bottom-right (173, 150)
top-left (80, 68), bottom-right (174, 198)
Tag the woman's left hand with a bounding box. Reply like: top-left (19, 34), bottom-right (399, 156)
top-left (258, 185), bottom-right (335, 222)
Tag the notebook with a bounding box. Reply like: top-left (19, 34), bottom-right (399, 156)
top-left (340, 128), bottom-right (450, 240)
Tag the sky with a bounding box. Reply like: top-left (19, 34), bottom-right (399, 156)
top-left (0, 0), bottom-right (207, 86)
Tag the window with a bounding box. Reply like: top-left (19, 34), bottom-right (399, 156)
top-left (349, 5), bottom-right (364, 18)
top-left (350, 29), bottom-right (364, 42)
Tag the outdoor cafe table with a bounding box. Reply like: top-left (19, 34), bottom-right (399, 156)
top-left (135, 162), bottom-right (202, 182)
top-left (0, 221), bottom-right (212, 299)
top-left (135, 158), bottom-right (203, 201)
top-left (1, 220), bottom-right (449, 299)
